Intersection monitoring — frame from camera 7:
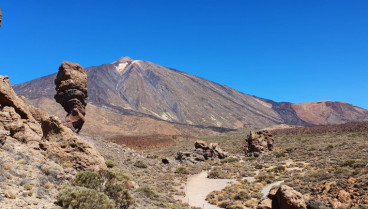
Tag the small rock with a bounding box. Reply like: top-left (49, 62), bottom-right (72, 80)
top-left (338, 190), bottom-right (350, 203)
top-left (257, 198), bottom-right (272, 209)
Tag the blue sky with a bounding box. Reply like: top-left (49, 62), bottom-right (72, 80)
top-left (0, 0), bottom-right (367, 109)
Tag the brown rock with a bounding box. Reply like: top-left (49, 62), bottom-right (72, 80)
top-left (39, 116), bottom-right (106, 171)
top-left (338, 190), bottom-right (350, 203)
top-left (268, 185), bottom-right (279, 199)
top-left (321, 181), bottom-right (337, 195)
top-left (0, 76), bottom-right (42, 145)
top-left (245, 130), bottom-right (274, 157)
top-left (257, 198), bottom-right (272, 209)
top-left (0, 76), bottom-right (36, 120)
top-left (348, 176), bottom-right (356, 184)
top-left (329, 198), bottom-right (342, 209)
top-left (209, 143), bottom-right (228, 159)
top-left (54, 61), bottom-right (88, 133)
top-left (276, 185), bottom-right (307, 209)
top-left (125, 181), bottom-right (139, 190)
top-left (176, 140), bottom-right (228, 162)
top-left (195, 140), bottom-right (208, 149)
top-left (0, 8), bottom-right (2, 28)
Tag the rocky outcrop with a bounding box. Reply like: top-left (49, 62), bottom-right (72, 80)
top-left (0, 75), bottom-right (105, 171)
top-left (245, 130), bottom-right (274, 157)
top-left (39, 116), bottom-right (106, 171)
top-left (176, 140), bottom-right (228, 163)
top-left (0, 76), bottom-right (42, 145)
top-left (0, 8), bottom-right (2, 28)
top-left (54, 61), bottom-right (88, 133)
top-left (258, 185), bottom-right (307, 209)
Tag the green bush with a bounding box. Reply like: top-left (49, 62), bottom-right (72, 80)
top-left (207, 168), bottom-right (227, 179)
top-left (135, 185), bottom-right (159, 199)
top-left (275, 152), bottom-right (286, 158)
top-left (245, 157), bottom-right (257, 161)
top-left (221, 157), bottom-right (239, 163)
top-left (72, 171), bottom-right (101, 190)
top-left (61, 170), bottom-right (135, 209)
top-left (270, 165), bottom-right (286, 173)
top-left (341, 159), bottom-right (356, 167)
top-left (104, 183), bottom-right (134, 209)
top-left (134, 161), bottom-right (147, 168)
top-left (175, 167), bottom-right (189, 174)
top-left (325, 144), bottom-right (334, 151)
top-left (115, 173), bottom-right (133, 181)
top-left (57, 186), bottom-right (115, 209)
top-left (105, 160), bottom-right (115, 168)
top-left (17, 159), bottom-right (27, 165)
top-left (256, 173), bottom-right (275, 184)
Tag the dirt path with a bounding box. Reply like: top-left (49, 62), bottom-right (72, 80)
top-left (185, 171), bottom-right (235, 209)
top-left (261, 180), bottom-right (284, 197)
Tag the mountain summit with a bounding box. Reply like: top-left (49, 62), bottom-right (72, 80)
top-left (13, 57), bottom-right (368, 132)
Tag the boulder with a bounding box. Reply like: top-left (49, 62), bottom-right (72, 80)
top-left (338, 190), bottom-right (350, 203)
top-left (54, 61), bottom-right (88, 133)
top-left (260, 185), bottom-right (307, 209)
top-left (176, 140), bottom-right (228, 163)
top-left (276, 185), bottom-right (307, 209)
top-left (257, 198), bottom-right (272, 209)
top-left (195, 140), bottom-right (208, 150)
top-left (245, 130), bottom-right (274, 157)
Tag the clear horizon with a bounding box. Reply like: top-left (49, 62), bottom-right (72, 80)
top-left (0, 1), bottom-right (367, 109)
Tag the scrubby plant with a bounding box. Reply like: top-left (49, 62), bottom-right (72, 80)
top-left (105, 160), bottom-right (115, 168)
top-left (208, 168), bottom-right (227, 179)
top-left (341, 159), bottom-right (356, 167)
top-left (135, 185), bottom-right (159, 198)
top-left (270, 165), bottom-right (286, 173)
top-left (104, 183), bottom-right (134, 209)
top-left (324, 144), bottom-right (334, 151)
top-left (115, 172), bottom-right (133, 181)
top-left (17, 159), bottom-right (27, 165)
top-left (57, 186), bottom-right (115, 209)
top-left (245, 156), bottom-right (257, 161)
top-left (134, 160), bottom-right (147, 168)
top-left (221, 157), bottom-right (239, 163)
top-left (175, 166), bottom-right (189, 174)
top-left (24, 184), bottom-right (32, 190)
top-left (72, 171), bottom-right (101, 190)
top-left (58, 170), bottom-right (134, 209)
top-left (256, 173), bottom-right (275, 183)
top-left (275, 152), bottom-right (286, 158)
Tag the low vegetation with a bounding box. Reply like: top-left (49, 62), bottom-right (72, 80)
top-left (57, 170), bottom-right (134, 209)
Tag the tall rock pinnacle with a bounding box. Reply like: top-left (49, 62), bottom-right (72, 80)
top-left (0, 8), bottom-right (2, 28)
top-left (54, 61), bottom-right (88, 133)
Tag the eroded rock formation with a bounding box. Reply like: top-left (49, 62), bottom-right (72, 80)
top-left (257, 185), bottom-right (307, 209)
top-left (54, 61), bottom-right (88, 133)
top-left (245, 130), bottom-right (274, 157)
top-left (0, 8), bottom-right (2, 28)
top-left (176, 140), bottom-right (228, 163)
top-left (0, 75), bottom-right (105, 171)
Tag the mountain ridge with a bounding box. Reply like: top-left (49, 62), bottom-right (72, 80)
top-left (13, 57), bottom-right (368, 133)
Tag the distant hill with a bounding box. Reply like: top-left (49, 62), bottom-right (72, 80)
top-left (13, 57), bottom-right (368, 136)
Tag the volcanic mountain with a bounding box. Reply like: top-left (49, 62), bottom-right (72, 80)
top-left (13, 57), bottom-right (368, 136)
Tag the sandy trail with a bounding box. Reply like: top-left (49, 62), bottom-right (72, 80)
top-left (185, 171), bottom-right (235, 209)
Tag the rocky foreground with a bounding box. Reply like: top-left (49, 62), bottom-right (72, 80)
top-left (0, 75), bottom-right (106, 208)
